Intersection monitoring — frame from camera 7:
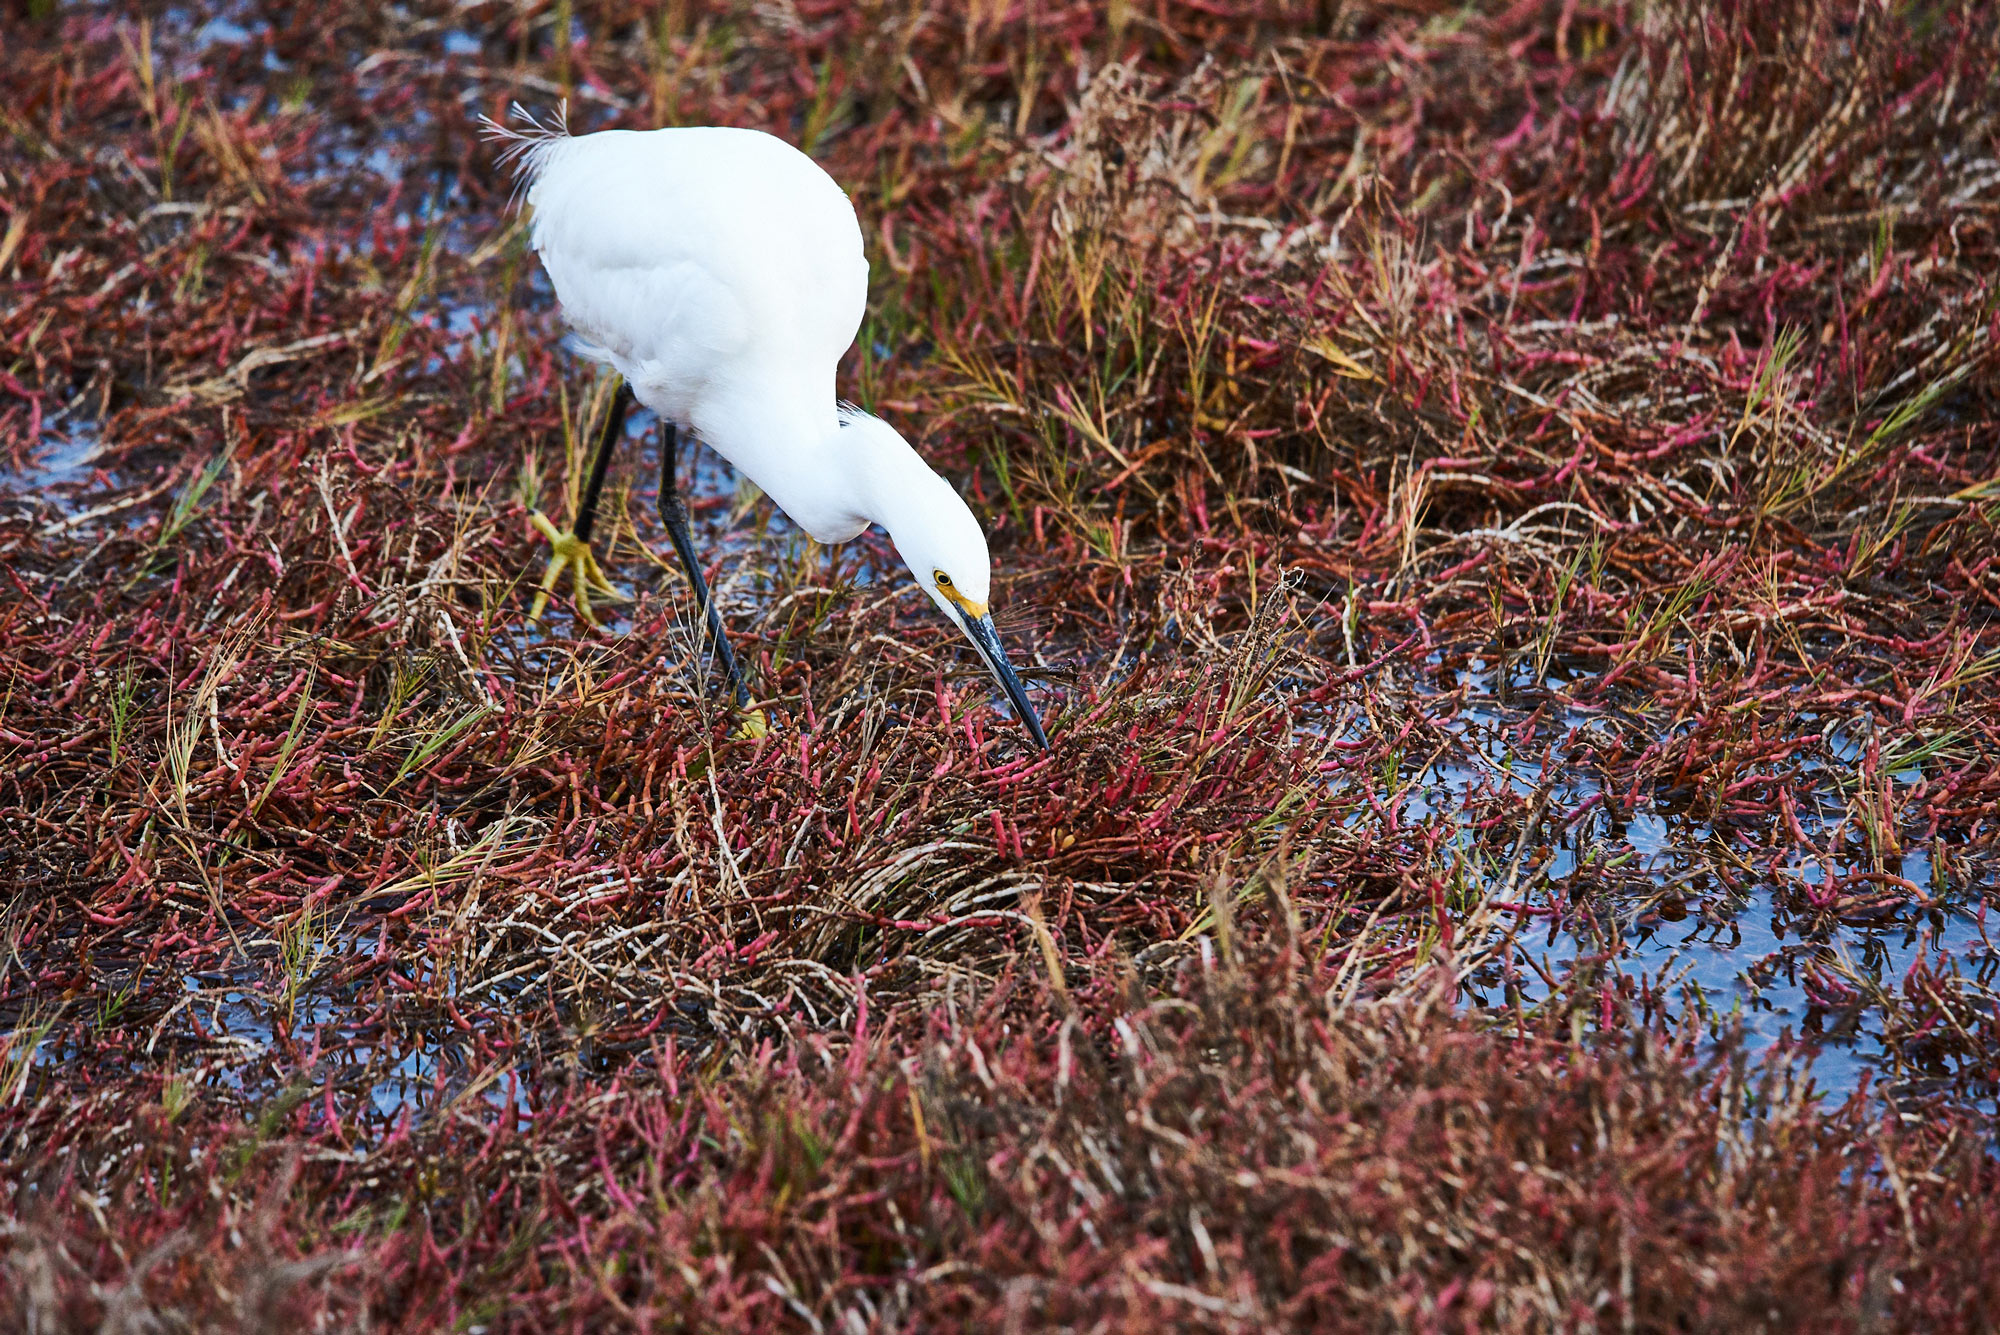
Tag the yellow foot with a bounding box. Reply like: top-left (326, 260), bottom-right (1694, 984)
top-left (730, 708), bottom-right (770, 741)
top-left (527, 511), bottom-right (624, 627)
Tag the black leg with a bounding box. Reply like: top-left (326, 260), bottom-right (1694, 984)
top-left (659, 421), bottom-right (753, 710)
top-left (573, 381), bottom-right (634, 545)
top-left (527, 380), bottom-right (631, 625)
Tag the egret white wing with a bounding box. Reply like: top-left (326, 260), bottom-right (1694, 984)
top-left (516, 126), bottom-right (869, 413)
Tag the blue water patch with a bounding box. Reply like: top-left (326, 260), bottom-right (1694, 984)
top-left (1361, 657), bottom-right (1996, 1111)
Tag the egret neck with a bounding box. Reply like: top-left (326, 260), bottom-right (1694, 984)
top-left (842, 413), bottom-right (1048, 749)
top-left (696, 398), bottom-right (1047, 748)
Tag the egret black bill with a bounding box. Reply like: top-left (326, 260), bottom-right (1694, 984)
top-left (956, 611), bottom-right (1049, 750)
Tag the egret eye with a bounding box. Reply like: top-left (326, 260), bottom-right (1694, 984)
top-left (934, 571), bottom-right (953, 588)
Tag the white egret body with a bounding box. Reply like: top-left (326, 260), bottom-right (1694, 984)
top-left (483, 110), bottom-right (1046, 747)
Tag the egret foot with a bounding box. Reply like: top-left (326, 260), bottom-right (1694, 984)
top-left (730, 707), bottom-right (770, 741)
top-left (527, 510), bottom-right (624, 626)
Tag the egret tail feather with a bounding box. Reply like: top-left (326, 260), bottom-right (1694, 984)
top-left (477, 100), bottom-right (572, 204)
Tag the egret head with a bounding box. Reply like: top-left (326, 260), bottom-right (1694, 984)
top-left (844, 412), bottom-right (1049, 749)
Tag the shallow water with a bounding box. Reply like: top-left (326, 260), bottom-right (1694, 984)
top-left (4, 417), bottom-right (104, 493)
top-left (0, 415), bottom-right (125, 537)
top-left (1382, 657), bottom-right (1996, 1109)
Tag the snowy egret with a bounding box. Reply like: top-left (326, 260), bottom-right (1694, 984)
top-left (481, 107), bottom-right (1048, 749)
